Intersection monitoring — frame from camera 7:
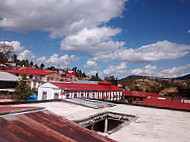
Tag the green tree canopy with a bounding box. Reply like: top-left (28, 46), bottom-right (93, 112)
top-left (12, 74), bottom-right (32, 100)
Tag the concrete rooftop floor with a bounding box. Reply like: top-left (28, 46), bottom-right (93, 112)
top-left (6, 101), bottom-right (190, 142)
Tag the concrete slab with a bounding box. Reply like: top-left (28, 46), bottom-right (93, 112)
top-left (9, 101), bottom-right (190, 142)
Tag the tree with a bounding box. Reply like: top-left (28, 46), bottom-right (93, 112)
top-left (40, 63), bottom-right (45, 69)
top-left (34, 64), bottom-right (39, 69)
top-left (47, 66), bottom-right (55, 71)
top-left (30, 61), bottom-right (33, 67)
top-left (0, 52), bottom-right (8, 64)
top-left (12, 74), bottom-right (32, 100)
top-left (104, 76), bottom-right (118, 86)
top-left (90, 73), bottom-right (102, 81)
top-left (72, 67), bottom-right (77, 72)
top-left (0, 43), bottom-right (14, 63)
top-left (12, 54), bottom-right (18, 62)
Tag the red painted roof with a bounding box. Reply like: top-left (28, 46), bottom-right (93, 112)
top-left (98, 81), bottom-right (112, 85)
top-left (1, 67), bottom-right (55, 75)
top-left (143, 97), bottom-right (190, 110)
top-left (66, 74), bottom-right (73, 77)
top-left (51, 82), bottom-right (123, 91)
top-left (0, 110), bottom-right (115, 142)
top-left (124, 90), bottom-right (161, 98)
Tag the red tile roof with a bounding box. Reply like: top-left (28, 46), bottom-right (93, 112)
top-left (1, 67), bottom-right (55, 75)
top-left (124, 90), bottom-right (161, 98)
top-left (143, 97), bottom-right (190, 110)
top-left (0, 110), bottom-right (115, 142)
top-left (51, 82), bottom-right (123, 91)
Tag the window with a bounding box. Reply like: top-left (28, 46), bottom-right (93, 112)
top-left (74, 94), bottom-right (77, 98)
top-left (66, 94), bottom-right (69, 98)
top-left (74, 91), bottom-right (77, 98)
top-left (92, 92), bottom-right (95, 98)
top-left (87, 91), bottom-right (90, 98)
top-left (54, 92), bottom-right (59, 99)
top-left (81, 91), bottom-right (84, 98)
top-left (42, 91), bottom-right (47, 100)
top-left (65, 91), bottom-right (70, 98)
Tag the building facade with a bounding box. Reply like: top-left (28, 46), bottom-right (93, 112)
top-left (38, 82), bottom-right (123, 101)
top-left (1, 67), bottom-right (61, 90)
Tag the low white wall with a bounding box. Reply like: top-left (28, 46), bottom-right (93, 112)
top-left (38, 87), bottom-right (61, 100)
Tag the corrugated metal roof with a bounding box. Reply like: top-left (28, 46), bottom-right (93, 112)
top-left (124, 90), bottom-right (161, 98)
top-left (0, 71), bottom-right (18, 81)
top-left (0, 109), bottom-right (115, 142)
top-left (1, 67), bottom-right (55, 75)
top-left (0, 106), bottom-right (40, 113)
top-left (51, 82), bottom-right (123, 91)
top-left (72, 81), bottom-right (98, 84)
top-left (143, 97), bottom-right (190, 110)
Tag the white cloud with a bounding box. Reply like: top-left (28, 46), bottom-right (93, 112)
top-left (83, 60), bottom-right (98, 69)
top-left (188, 30), bottom-right (190, 33)
top-left (159, 64), bottom-right (190, 78)
top-left (17, 50), bottom-right (35, 61)
top-left (103, 62), bottom-right (127, 76)
top-left (36, 53), bottom-right (78, 68)
top-left (94, 40), bottom-right (190, 63)
top-left (0, 40), bottom-right (37, 62)
top-left (0, 41), bottom-right (24, 53)
top-left (0, 0), bottom-right (126, 38)
top-left (61, 27), bottom-right (124, 53)
top-left (87, 70), bottom-right (99, 76)
top-left (131, 64), bottom-right (190, 78)
top-left (132, 65), bottom-right (157, 76)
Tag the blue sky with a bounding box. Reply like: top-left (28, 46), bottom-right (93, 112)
top-left (0, 0), bottom-right (190, 78)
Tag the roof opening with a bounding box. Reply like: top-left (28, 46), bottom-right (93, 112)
top-left (74, 112), bottom-right (137, 134)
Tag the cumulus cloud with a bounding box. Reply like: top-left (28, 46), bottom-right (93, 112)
top-left (94, 40), bottom-right (190, 63)
top-left (131, 64), bottom-right (190, 78)
top-left (17, 50), bottom-right (35, 61)
top-left (132, 65), bottom-right (157, 76)
top-left (103, 62), bottom-right (127, 76)
top-left (36, 53), bottom-right (78, 68)
top-left (0, 0), bottom-right (126, 38)
top-left (0, 40), bottom-right (36, 61)
top-left (188, 30), bottom-right (190, 33)
top-left (61, 27), bottom-right (123, 53)
top-left (83, 60), bottom-right (98, 69)
top-left (159, 64), bottom-right (190, 78)
top-left (0, 41), bottom-right (24, 53)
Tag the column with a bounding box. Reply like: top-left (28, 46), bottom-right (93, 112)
top-left (104, 118), bottom-right (108, 133)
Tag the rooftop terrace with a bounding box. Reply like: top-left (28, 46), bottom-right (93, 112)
top-left (3, 101), bottom-right (190, 142)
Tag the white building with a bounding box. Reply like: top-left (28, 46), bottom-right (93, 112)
top-left (1, 67), bottom-right (61, 90)
top-left (38, 81), bottom-right (123, 101)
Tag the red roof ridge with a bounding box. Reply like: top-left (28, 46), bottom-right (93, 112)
top-left (1, 67), bottom-right (55, 75)
top-left (50, 82), bottom-right (123, 91)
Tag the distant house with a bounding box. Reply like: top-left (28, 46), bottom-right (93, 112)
top-left (60, 70), bottom-right (78, 82)
top-left (62, 74), bottom-right (78, 82)
top-left (1, 67), bottom-right (61, 90)
top-left (38, 81), bottom-right (123, 101)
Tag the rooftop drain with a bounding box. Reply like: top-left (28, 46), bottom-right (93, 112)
top-left (74, 112), bottom-right (137, 134)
